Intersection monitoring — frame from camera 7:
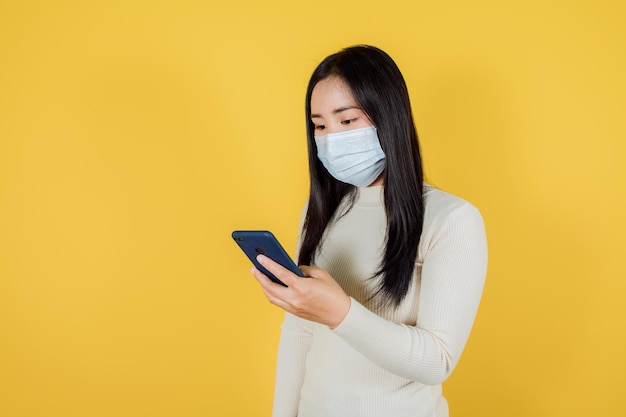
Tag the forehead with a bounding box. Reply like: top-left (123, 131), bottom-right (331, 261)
top-left (310, 76), bottom-right (358, 115)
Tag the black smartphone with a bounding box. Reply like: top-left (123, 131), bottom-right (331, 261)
top-left (231, 230), bottom-right (304, 286)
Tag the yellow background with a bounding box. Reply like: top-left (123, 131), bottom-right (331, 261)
top-left (1, 1), bottom-right (625, 416)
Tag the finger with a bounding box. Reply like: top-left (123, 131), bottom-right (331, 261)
top-left (299, 265), bottom-right (325, 279)
top-left (250, 266), bottom-right (286, 292)
top-left (250, 266), bottom-right (271, 285)
top-left (250, 267), bottom-right (295, 311)
top-left (256, 254), bottom-right (301, 287)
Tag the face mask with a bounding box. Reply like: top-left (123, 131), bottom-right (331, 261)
top-left (315, 126), bottom-right (386, 187)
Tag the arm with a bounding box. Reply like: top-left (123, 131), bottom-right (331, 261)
top-left (332, 202), bottom-right (488, 384)
top-left (272, 313), bottom-right (314, 417)
top-left (253, 202), bottom-right (487, 385)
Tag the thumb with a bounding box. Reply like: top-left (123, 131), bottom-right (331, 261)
top-left (299, 265), bottom-right (326, 279)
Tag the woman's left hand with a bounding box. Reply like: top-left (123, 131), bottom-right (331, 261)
top-left (250, 255), bottom-right (351, 329)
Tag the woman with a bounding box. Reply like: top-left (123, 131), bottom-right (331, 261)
top-left (250, 45), bottom-right (488, 417)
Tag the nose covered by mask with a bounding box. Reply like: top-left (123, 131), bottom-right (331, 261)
top-left (315, 126), bottom-right (386, 187)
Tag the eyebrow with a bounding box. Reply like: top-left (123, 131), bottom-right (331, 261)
top-left (310, 106), bottom-right (360, 119)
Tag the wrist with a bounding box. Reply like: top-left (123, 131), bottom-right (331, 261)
top-left (328, 295), bottom-right (351, 330)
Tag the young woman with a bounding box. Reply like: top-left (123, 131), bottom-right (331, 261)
top-left (250, 45), bottom-right (488, 417)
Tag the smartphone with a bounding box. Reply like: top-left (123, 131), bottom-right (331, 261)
top-left (231, 230), bottom-right (304, 286)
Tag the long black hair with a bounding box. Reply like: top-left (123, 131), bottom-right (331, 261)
top-left (298, 45), bottom-right (425, 308)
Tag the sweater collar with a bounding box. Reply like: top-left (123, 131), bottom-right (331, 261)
top-left (354, 185), bottom-right (384, 207)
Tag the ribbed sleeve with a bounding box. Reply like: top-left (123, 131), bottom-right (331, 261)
top-left (332, 203), bottom-right (487, 384)
top-left (271, 185), bottom-right (487, 417)
top-left (272, 313), bottom-right (314, 417)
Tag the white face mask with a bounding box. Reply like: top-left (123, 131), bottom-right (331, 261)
top-left (315, 126), bottom-right (386, 187)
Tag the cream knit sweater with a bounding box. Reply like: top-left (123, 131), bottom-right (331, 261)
top-left (272, 185), bottom-right (488, 417)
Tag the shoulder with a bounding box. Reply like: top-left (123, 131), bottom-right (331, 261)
top-left (418, 184), bottom-right (487, 260)
top-left (423, 184), bottom-right (483, 225)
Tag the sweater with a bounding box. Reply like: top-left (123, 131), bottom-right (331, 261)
top-left (272, 184), bottom-right (488, 417)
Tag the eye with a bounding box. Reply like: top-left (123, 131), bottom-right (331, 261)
top-left (314, 124), bottom-right (325, 131)
top-left (341, 118), bottom-right (357, 125)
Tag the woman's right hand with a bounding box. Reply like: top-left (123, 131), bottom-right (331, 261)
top-left (250, 255), bottom-right (351, 330)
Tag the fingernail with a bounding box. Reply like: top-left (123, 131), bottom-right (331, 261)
top-left (257, 254), bottom-right (266, 264)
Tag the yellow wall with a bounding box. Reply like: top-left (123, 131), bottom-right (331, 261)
top-left (1, 1), bottom-right (624, 416)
